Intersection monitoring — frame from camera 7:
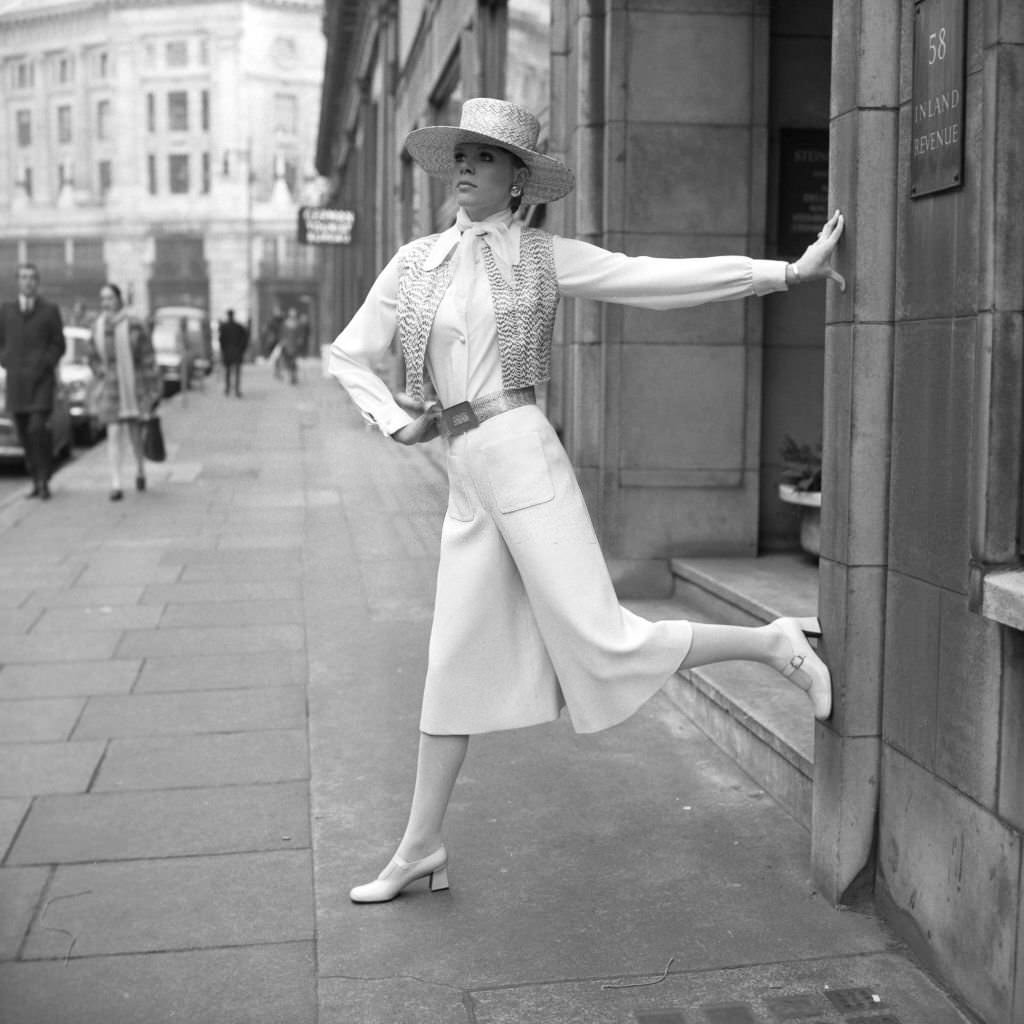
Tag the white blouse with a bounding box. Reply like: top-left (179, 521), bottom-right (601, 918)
top-left (329, 210), bottom-right (789, 436)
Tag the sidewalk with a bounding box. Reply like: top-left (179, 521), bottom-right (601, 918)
top-left (0, 364), bottom-right (972, 1024)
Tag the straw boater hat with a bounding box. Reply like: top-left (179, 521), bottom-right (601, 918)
top-left (404, 97), bottom-right (575, 205)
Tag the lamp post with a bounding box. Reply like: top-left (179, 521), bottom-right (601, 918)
top-left (222, 140), bottom-right (254, 335)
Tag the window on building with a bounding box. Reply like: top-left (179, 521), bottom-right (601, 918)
top-left (56, 56), bottom-right (74, 84)
top-left (57, 105), bottom-right (72, 144)
top-left (198, 38), bottom-right (209, 65)
top-left (146, 93), bottom-right (156, 133)
top-left (16, 110), bottom-right (31, 147)
top-left (283, 156), bottom-right (298, 194)
top-left (13, 61), bottom-right (34, 90)
top-left (148, 154), bottom-right (157, 195)
top-left (274, 94), bottom-right (297, 134)
top-left (26, 241), bottom-right (65, 276)
top-left (20, 167), bottom-right (33, 198)
top-left (97, 100), bottom-right (110, 141)
top-left (201, 90), bottom-right (210, 132)
top-left (165, 41), bottom-right (188, 67)
top-left (167, 91), bottom-right (188, 132)
top-left (98, 52), bottom-right (109, 78)
top-left (168, 154), bottom-right (189, 194)
top-left (58, 161), bottom-right (74, 188)
top-left (201, 152), bottom-right (210, 194)
top-left (98, 160), bottom-right (112, 197)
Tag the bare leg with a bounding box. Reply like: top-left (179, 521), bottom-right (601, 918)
top-left (107, 422), bottom-right (123, 491)
top-left (396, 731), bottom-right (469, 861)
top-left (127, 421), bottom-right (145, 483)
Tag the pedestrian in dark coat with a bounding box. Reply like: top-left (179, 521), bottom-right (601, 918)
top-left (0, 263), bottom-right (66, 499)
top-left (217, 310), bottom-right (248, 397)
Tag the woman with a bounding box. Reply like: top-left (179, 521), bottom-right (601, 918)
top-left (330, 98), bottom-right (846, 904)
top-left (89, 283), bottom-right (161, 501)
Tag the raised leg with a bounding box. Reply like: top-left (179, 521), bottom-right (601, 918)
top-left (682, 618), bottom-right (831, 719)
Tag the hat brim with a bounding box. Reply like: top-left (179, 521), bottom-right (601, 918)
top-left (404, 125), bottom-right (575, 204)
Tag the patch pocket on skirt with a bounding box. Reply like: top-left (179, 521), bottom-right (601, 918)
top-left (445, 454), bottom-right (475, 522)
top-left (482, 431), bottom-right (555, 513)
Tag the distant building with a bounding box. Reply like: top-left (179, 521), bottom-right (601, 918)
top-left (0, 0), bottom-right (325, 344)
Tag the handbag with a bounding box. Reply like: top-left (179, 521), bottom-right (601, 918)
top-left (143, 415), bottom-right (166, 463)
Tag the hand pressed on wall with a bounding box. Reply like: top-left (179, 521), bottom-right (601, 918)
top-left (791, 210), bottom-right (846, 292)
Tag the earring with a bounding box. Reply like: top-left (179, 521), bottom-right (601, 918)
top-left (511, 186), bottom-right (522, 197)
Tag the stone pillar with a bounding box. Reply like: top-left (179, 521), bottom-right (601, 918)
top-left (563, 0), bottom-right (773, 594)
top-left (811, 0), bottom-right (901, 904)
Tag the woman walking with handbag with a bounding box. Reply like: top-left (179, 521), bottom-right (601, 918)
top-left (89, 284), bottom-right (162, 501)
top-left (330, 98), bottom-right (846, 903)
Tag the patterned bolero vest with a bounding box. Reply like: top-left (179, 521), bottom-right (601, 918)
top-left (395, 227), bottom-right (560, 403)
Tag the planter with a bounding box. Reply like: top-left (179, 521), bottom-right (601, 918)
top-left (778, 483), bottom-right (822, 558)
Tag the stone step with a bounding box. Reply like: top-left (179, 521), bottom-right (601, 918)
top-left (628, 555), bottom-right (822, 829)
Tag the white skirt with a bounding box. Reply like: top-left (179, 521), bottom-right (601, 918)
top-left (420, 404), bottom-right (693, 735)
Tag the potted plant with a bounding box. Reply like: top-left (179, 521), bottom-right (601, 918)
top-left (778, 436), bottom-right (822, 557)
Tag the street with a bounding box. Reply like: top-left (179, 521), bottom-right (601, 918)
top-left (0, 363), bottom-right (970, 1024)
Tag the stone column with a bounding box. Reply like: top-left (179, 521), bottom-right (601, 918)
top-left (811, 0), bottom-right (901, 904)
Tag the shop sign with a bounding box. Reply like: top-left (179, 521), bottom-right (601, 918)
top-left (298, 207), bottom-right (355, 245)
top-left (910, 0), bottom-right (965, 198)
top-left (778, 129), bottom-right (830, 256)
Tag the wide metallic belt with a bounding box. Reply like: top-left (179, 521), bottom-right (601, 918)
top-left (437, 386), bottom-right (536, 439)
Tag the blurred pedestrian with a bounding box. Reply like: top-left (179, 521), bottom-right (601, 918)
top-left (330, 98), bottom-right (845, 903)
top-left (0, 263), bottom-right (66, 500)
top-left (218, 309), bottom-right (248, 397)
top-left (278, 307), bottom-right (301, 385)
top-left (88, 283), bottom-right (161, 501)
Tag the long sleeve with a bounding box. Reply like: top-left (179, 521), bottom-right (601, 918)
top-left (553, 236), bottom-right (788, 309)
top-left (328, 248), bottom-right (415, 437)
top-left (45, 304), bottom-right (66, 368)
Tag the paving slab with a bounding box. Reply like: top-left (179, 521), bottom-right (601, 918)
top-left (0, 798), bottom-right (29, 858)
top-left (0, 866), bottom-right (49, 960)
top-left (20, 850), bottom-right (313, 958)
top-left (8, 782), bottom-right (310, 864)
top-left (0, 742), bottom-right (105, 797)
top-left (466, 953), bottom-right (971, 1024)
top-left (178, 561), bottom-right (305, 582)
top-left (158, 598), bottom-right (304, 628)
top-left (319, 976), bottom-right (469, 1024)
top-left (23, 585), bottom-right (145, 609)
top-left (73, 564), bottom-right (182, 586)
top-left (31, 605), bottom-right (163, 633)
top-left (159, 545), bottom-right (303, 566)
top-left (115, 622), bottom-right (304, 658)
top-left (133, 650), bottom-right (307, 692)
top-left (140, 579), bottom-right (302, 605)
top-left (0, 566), bottom-right (83, 590)
top-left (92, 729), bottom-right (308, 790)
top-left (0, 608), bottom-right (42, 635)
top-left (0, 698), bottom-right (84, 742)
top-left (0, 632), bottom-right (121, 664)
top-left (72, 687), bottom-right (306, 739)
top-left (0, 661), bottom-right (140, 699)
top-left (0, 942), bottom-right (316, 1024)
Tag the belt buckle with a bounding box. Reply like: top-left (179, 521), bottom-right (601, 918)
top-left (440, 401), bottom-right (479, 437)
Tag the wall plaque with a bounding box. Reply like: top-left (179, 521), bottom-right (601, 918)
top-left (777, 129), bottom-right (830, 256)
top-left (910, 0), bottom-right (965, 197)
top-left (298, 207), bottom-right (355, 245)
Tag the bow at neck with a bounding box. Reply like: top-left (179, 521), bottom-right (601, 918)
top-left (424, 208), bottom-right (521, 284)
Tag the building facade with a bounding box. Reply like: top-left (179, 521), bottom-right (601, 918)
top-left (316, 2), bottom-right (1024, 1021)
top-left (0, 0), bottom-right (325, 341)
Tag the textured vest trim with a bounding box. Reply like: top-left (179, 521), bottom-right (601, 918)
top-left (396, 228), bottom-right (559, 403)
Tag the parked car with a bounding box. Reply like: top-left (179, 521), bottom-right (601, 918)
top-left (150, 306), bottom-right (213, 394)
top-left (60, 325), bottom-right (105, 445)
top-left (0, 368), bottom-right (73, 465)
